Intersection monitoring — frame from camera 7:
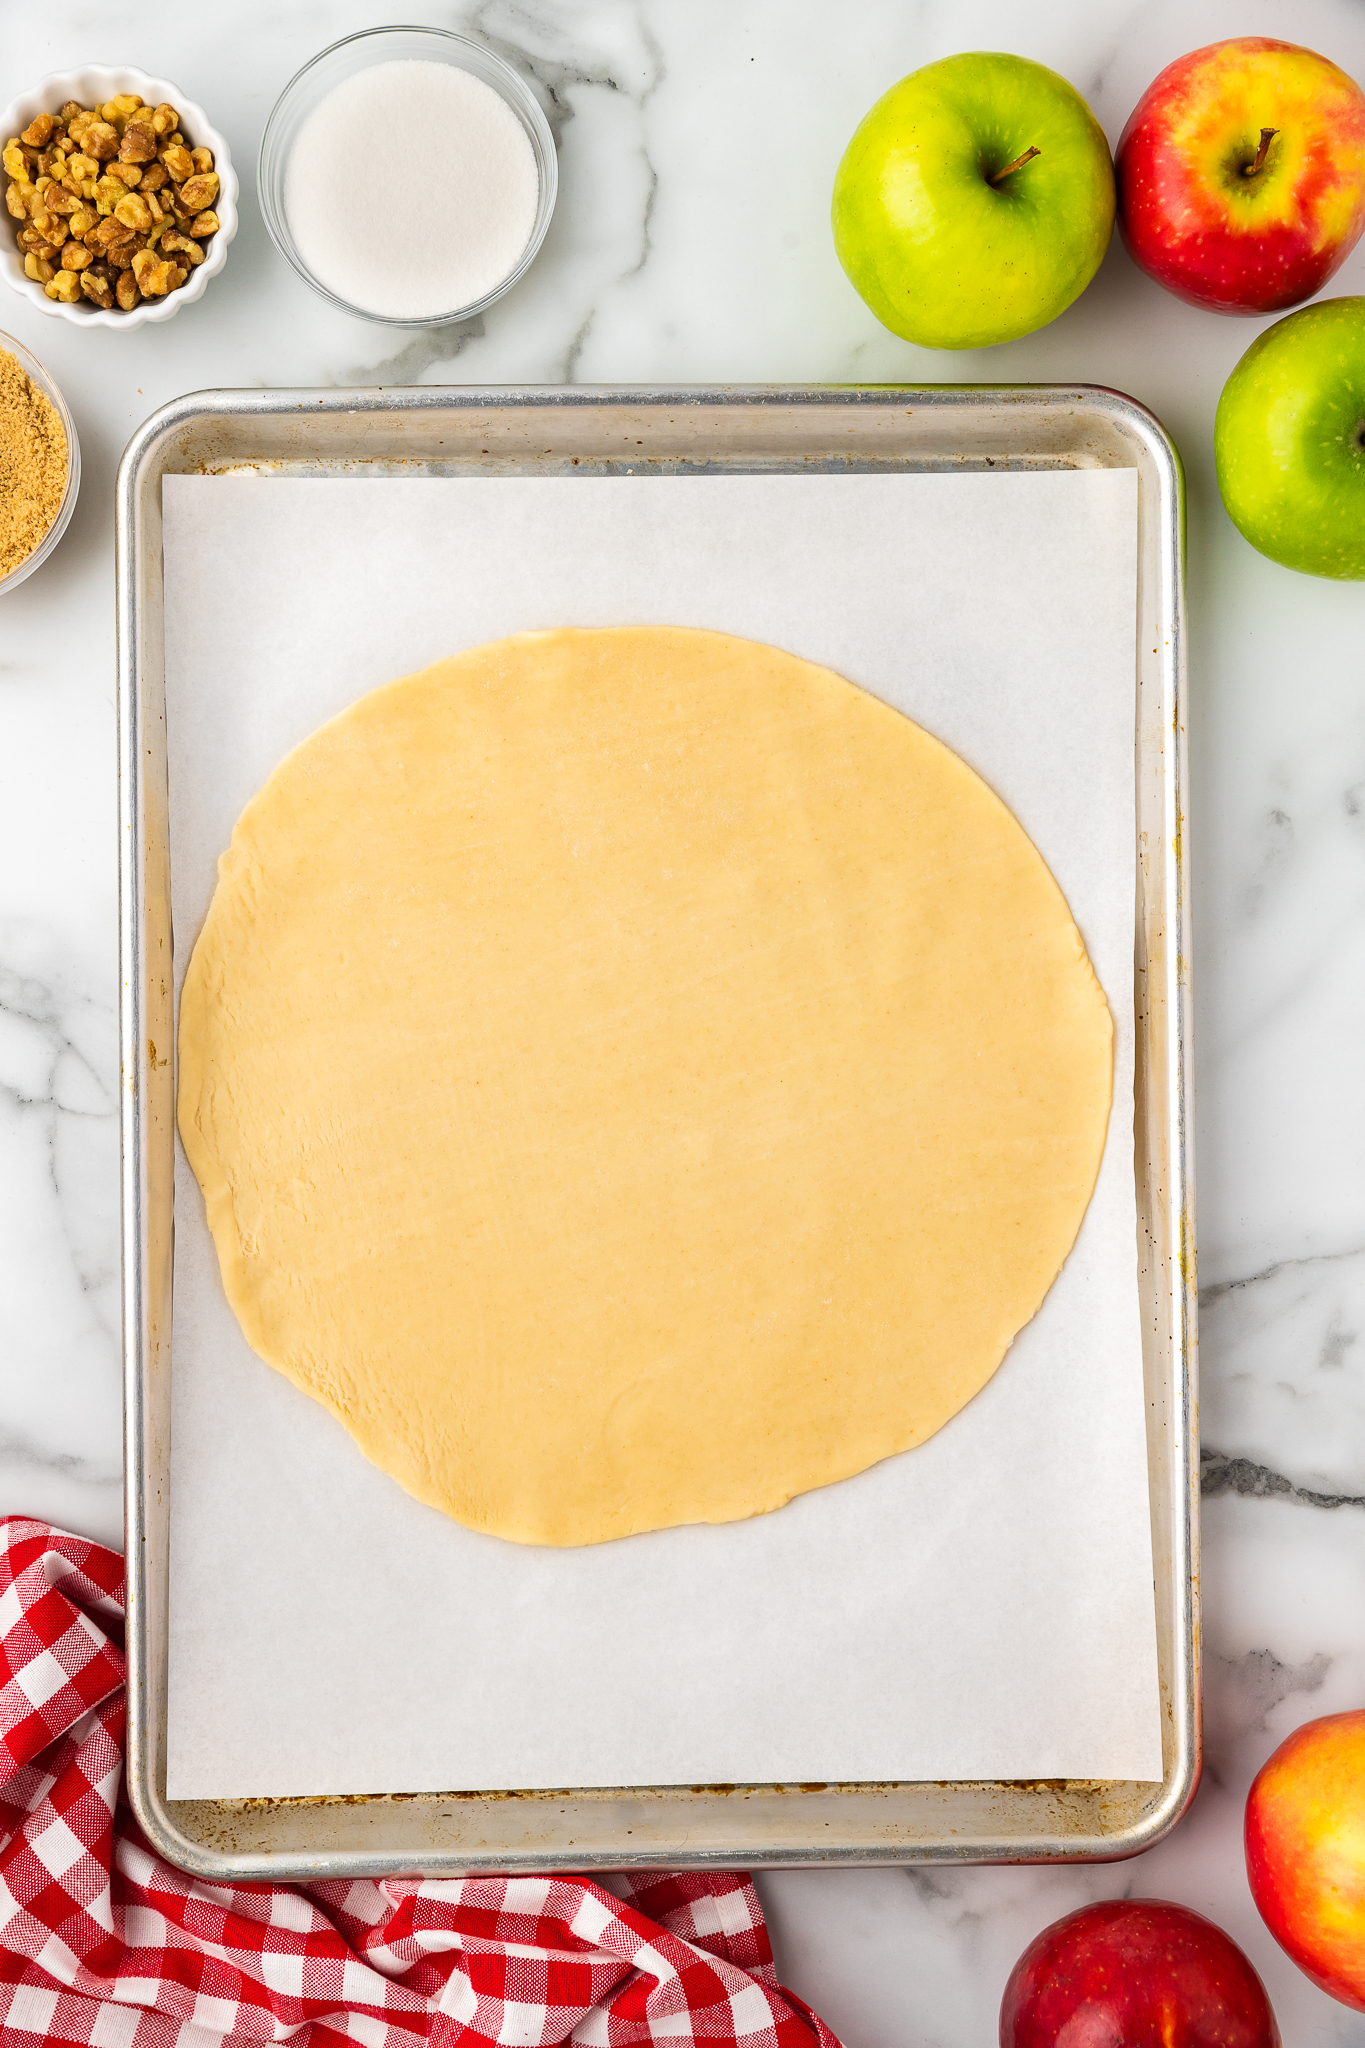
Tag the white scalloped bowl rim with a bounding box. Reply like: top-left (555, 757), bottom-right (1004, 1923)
top-left (0, 64), bottom-right (238, 328)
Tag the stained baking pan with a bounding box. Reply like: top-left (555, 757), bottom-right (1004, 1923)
top-left (117, 384), bottom-right (1195, 1878)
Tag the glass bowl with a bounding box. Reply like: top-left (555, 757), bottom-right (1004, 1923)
top-left (259, 25), bottom-right (558, 327)
top-left (0, 329), bottom-right (80, 594)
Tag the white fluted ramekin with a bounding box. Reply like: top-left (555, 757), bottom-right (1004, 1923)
top-left (0, 64), bottom-right (238, 328)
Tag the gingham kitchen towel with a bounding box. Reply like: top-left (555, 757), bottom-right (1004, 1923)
top-left (0, 1517), bottom-right (843, 2048)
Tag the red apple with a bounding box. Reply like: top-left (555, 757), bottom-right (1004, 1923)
top-left (1000, 1900), bottom-right (1280, 2046)
top-left (1116, 38), bottom-right (1365, 313)
top-left (1246, 1709), bottom-right (1365, 2009)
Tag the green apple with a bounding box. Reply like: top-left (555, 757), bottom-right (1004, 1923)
top-left (832, 52), bottom-right (1115, 350)
top-left (1215, 296), bottom-right (1365, 579)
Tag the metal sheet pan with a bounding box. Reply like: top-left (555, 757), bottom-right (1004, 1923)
top-left (117, 384), bottom-right (1196, 1879)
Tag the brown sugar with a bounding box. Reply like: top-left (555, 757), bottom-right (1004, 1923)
top-left (0, 346), bottom-right (67, 580)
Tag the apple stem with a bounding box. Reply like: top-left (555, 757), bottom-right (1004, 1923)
top-left (1245, 128), bottom-right (1277, 176)
top-left (989, 146), bottom-right (1041, 185)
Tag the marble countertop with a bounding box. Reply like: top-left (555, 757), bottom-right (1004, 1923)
top-left (4, 0), bottom-right (1365, 2040)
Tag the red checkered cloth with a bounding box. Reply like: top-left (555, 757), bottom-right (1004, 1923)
top-left (0, 1518), bottom-right (842, 2048)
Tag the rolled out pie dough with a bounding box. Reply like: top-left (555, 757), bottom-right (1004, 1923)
top-left (178, 626), bottom-right (1113, 1546)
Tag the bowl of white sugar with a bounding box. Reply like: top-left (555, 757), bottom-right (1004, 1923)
top-left (259, 25), bottom-right (556, 326)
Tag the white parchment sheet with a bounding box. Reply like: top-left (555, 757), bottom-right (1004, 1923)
top-left (163, 468), bottom-right (1161, 1797)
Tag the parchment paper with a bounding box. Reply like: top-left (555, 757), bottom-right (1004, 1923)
top-left (163, 468), bottom-right (1162, 1797)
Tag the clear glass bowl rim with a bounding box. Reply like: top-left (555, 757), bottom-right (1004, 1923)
top-left (258, 23), bottom-right (558, 329)
top-left (0, 328), bottom-right (80, 595)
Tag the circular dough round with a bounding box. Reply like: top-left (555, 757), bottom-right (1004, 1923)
top-left (178, 626), bottom-right (1113, 1547)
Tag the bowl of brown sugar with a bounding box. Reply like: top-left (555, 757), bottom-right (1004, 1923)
top-left (0, 329), bottom-right (78, 593)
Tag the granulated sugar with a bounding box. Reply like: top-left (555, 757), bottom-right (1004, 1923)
top-left (286, 59), bottom-right (540, 320)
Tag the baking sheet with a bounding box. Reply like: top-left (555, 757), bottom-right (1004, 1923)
top-left (163, 467), bottom-right (1161, 1798)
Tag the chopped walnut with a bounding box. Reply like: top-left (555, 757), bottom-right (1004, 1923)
top-left (119, 124), bottom-right (157, 165)
top-left (6, 93), bottom-right (221, 309)
top-left (177, 171), bottom-right (218, 213)
top-left (114, 191), bottom-right (154, 233)
top-left (130, 245), bottom-right (184, 295)
top-left (161, 228), bottom-right (205, 265)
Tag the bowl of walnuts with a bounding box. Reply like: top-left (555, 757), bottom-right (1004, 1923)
top-left (1, 64), bottom-right (237, 325)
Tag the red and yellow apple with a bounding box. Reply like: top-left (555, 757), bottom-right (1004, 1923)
top-left (1000, 1900), bottom-right (1280, 2045)
top-left (1116, 38), bottom-right (1365, 313)
top-left (1246, 1709), bottom-right (1365, 2009)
